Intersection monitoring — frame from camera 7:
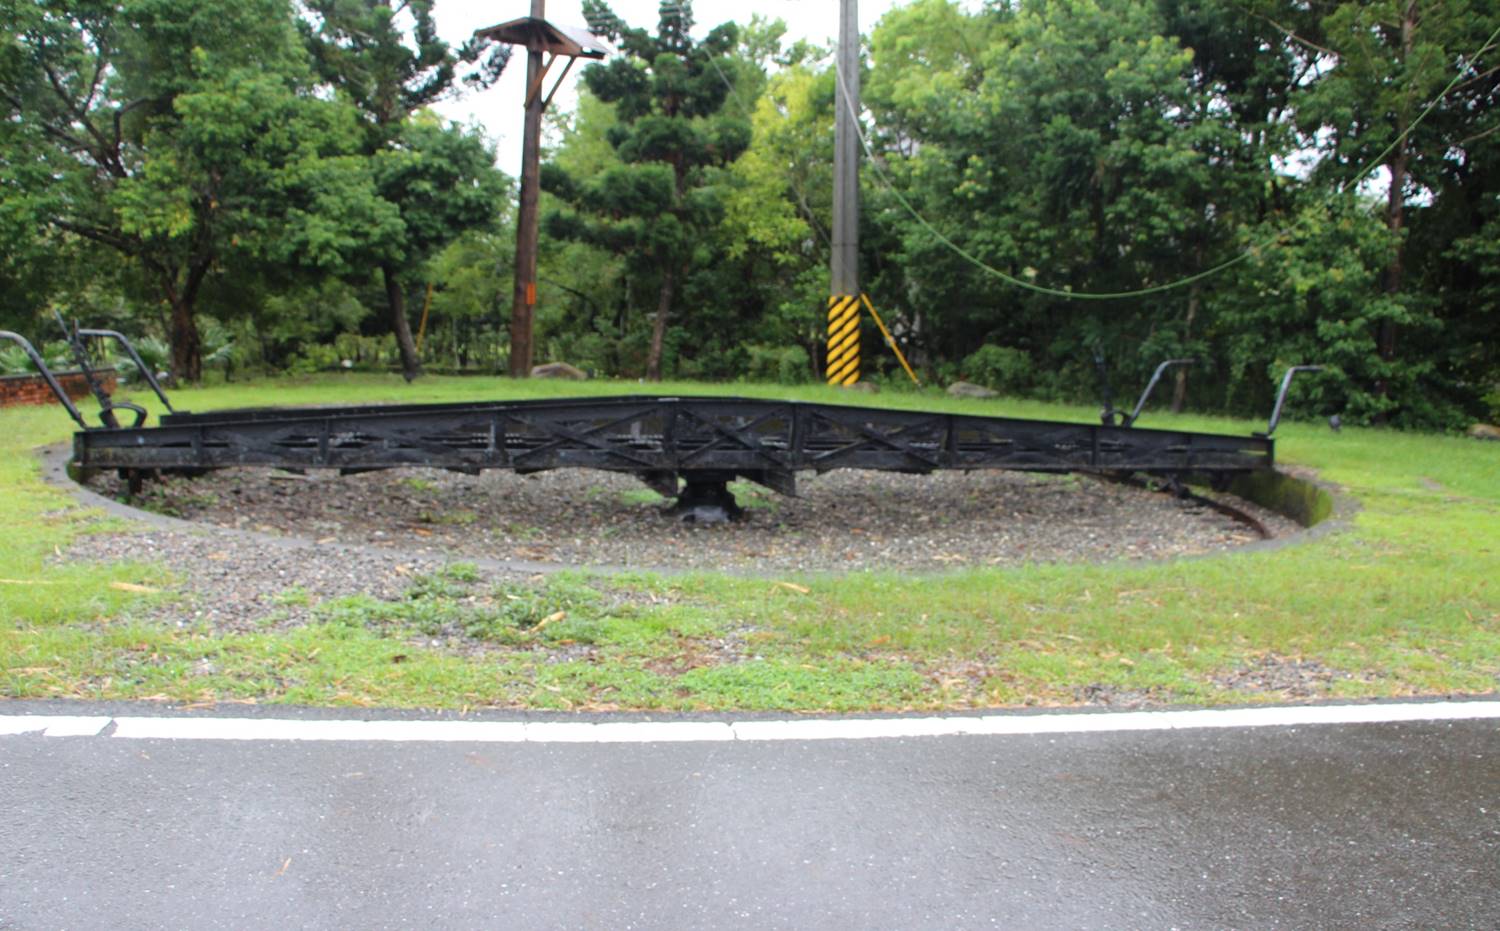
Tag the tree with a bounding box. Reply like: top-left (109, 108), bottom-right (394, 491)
top-left (0, 112), bottom-right (67, 331)
top-left (544, 0), bottom-right (750, 380)
top-left (1277, 1), bottom-right (1490, 418)
top-left (718, 60), bottom-right (838, 374)
top-left (866, 0), bottom-right (1251, 396)
top-left (0, 0), bottom-right (345, 381)
top-left (428, 228), bottom-right (513, 371)
top-left (299, 0), bottom-right (509, 380)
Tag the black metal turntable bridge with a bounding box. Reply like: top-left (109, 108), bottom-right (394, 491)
top-left (5, 327), bottom-right (1306, 521)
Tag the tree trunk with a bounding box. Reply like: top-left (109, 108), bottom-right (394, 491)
top-left (1172, 282), bottom-right (1200, 413)
top-left (1375, 3), bottom-right (1417, 419)
top-left (1378, 145), bottom-right (1406, 395)
top-left (160, 262), bottom-right (207, 384)
top-left (168, 292), bottom-right (202, 385)
top-left (646, 269), bottom-right (675, 382)
top-left (645, 152), bottom-right (689, 384)
top-left (383, 263), bottom-right (423, 382)
top-left (1170, 277), bottom-right (1206, 410)
top-left (1380, 149), bottom-right (1405, 327)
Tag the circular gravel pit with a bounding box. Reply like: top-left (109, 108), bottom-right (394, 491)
top-left (88, 466), bottom-right (1300, 575)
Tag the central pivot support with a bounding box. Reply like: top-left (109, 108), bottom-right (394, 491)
top-left (672, 471), bottom-right (743, 524)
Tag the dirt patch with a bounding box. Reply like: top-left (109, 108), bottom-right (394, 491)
top-left (1211, 653), bottom-right (1362, 699)
top-left (1072, 682), bottom-right (1181, 709)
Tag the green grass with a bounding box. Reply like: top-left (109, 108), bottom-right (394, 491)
top-left (1, 372), bottom-right (1496, 711)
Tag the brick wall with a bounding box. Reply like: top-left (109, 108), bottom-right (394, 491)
top-left (0, 368), bottom-right (118, 409)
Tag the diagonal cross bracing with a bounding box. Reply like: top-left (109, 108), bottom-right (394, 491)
top-left (74, 396), bottom-right (1273, 486)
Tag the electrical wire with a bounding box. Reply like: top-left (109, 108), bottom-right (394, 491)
top-left (830, 21), bottom-right (1500, 302)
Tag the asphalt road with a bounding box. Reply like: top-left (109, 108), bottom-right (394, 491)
top-left (2, 709), bottom-right (1497, 930)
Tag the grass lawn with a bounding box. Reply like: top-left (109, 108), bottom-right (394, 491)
top-left (2, 373), bottom-right (1496, 712)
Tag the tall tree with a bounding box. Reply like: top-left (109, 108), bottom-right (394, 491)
top-left (866, 0), bottom-right (1248, 392)
top-left (719, 59), bottom-right (838, 372)
top-left (1281, 0), bottom-right (1490, 417)
top-left (0, 0), bottom-right (341, 381)
top-left (544, 0), bottom-right (749, 380)
top-left (299, 0), bottom-right (509, 380)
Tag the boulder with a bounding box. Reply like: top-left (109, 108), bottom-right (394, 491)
top-left (946, 380), bottom-right (997, 399)
top-left (1468, 423), bottom-right (1500, 441)
top-left (841, 381), bottom-right (880, 394)
top-left (531, 362), bottom-right (588, 381)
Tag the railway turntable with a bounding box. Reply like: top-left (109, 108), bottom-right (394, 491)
top-left (5, 327), bottom-right (1304, 524)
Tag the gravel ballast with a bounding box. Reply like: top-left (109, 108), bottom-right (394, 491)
top-left (81, 465), bottom-right (1298, 578)
top-left (63, 528), bottom-right (537, 634)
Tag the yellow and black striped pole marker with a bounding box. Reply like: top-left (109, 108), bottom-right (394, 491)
top-left (826, 294), bottom-right (861, 386)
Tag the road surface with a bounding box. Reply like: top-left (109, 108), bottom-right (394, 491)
top-left (2, 701), bottom-right (1497, 929)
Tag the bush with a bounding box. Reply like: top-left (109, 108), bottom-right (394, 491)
top-left (961, 345), bottom-right (1034, 394)
top-left (0, 345), bottom-right (35, 375)
top-left (744, 343), bottom-right (810, 385)
top-left (0, 340), bottom-right (89, 376)
top-left (288, 343), bottom-right (341, 375)
top-left (1484, 385), bottom-right (1500, 423)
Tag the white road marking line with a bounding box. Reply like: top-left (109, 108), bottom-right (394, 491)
top-left (524, 721), bottom-right (735, 743)
top-left (1, 701), bottom-right (1497, 744)
top-left (109, 717), bottom-right (531, 742)
top-left (0, 716), bottom-right (112, 737)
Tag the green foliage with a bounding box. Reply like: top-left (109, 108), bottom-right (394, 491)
top-left (744, 343), bottom-right (810, 385)
top-left (299, 0), bottom-right (507, 143)
top-left (2, 0), bottom-right (1496, 426)
top-left (109, 335), bottom-right (171, 383)
top-left (0, 345), bottom-right (33, 375)
top-left (1216, 196), bottom-right (1466, 427)
top-left (291, 0), bottom-right (513, 380)
top-left (1483, 387), bottom-right (1500, 423)
top-left (545, 1), bottom-right (750, 380)
top-left (426, 230), bottom-right (512, 372)
top-left (0, 0), bottom-right (381, 382)
top-left (962, 345), bottom-right (1034, 395)
top-left (850, 0), bottom-right (1500, 426)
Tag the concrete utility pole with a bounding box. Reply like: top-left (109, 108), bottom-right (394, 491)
top-left (826, 0), bottom-right (861, 386)
top-left (509, 0), bottom-right (547, 378)
top-left (831, 0), bottom-right (860, 299)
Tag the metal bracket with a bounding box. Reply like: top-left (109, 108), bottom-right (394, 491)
top-left (1093, 348), bottom-right (1119, 426)
top-left (76, 328), bottom-right (175, 414)
top-left (1261, 365), bottom-right (1323, 438)
top-left (673, 472), bottom-right (744, 524)
top-left (1124, 359), bottom-right (1195, 427)
top-left (54, 311), bottom-right (123, 428)
top-left (0, 330), bottom-right (89, 429)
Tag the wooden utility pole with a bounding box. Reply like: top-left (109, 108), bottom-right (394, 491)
top-left (508, 0), bottom-right (547, 378)
top-left (480, 5), bottom-right (605, 377)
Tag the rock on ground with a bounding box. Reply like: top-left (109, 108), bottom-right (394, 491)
top-left (531, 362), bottom-right (588, 380)
top-left (947, 381), bottom-right (998, 399)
